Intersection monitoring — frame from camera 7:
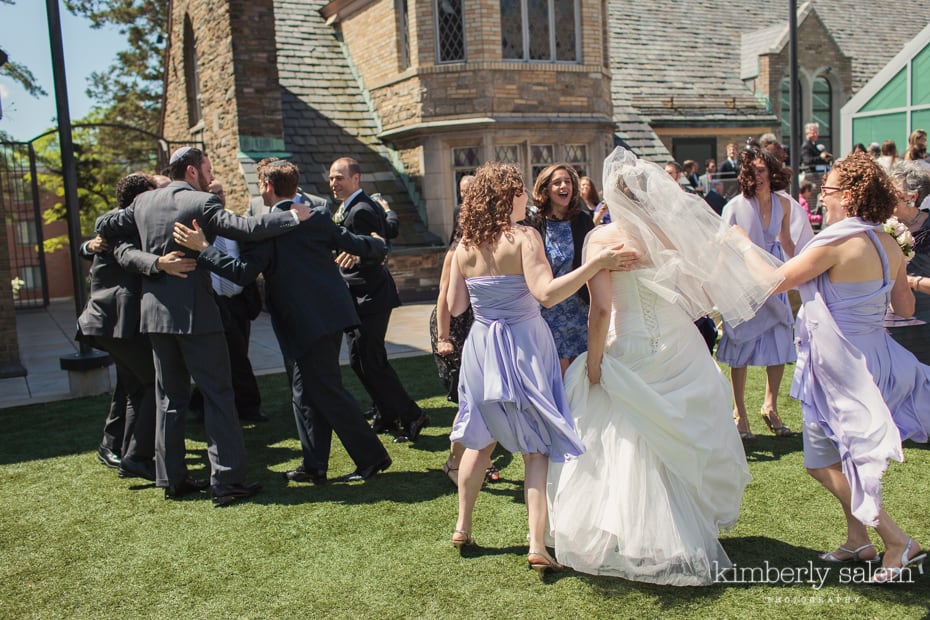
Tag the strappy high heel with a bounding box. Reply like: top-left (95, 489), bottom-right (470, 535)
top-left (870, 538), bottom-right (926, 584)
top-left (733, 414), bottom-right (756, 441)
top-left (442, 460), bottom-right (458, 488)
top-left (819, 543), bottom-right (879, 563)
top-left (761, 408), bottom-right (794, 437)
top-left (452, 529), bottom-right (474, 554)
top-left (527, 552), bottom-right (564, 576)
top-left (484, 464), bottom-right (500, 482)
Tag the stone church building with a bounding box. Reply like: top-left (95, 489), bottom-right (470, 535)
top-left (160, 0), bottom-right (929, 296)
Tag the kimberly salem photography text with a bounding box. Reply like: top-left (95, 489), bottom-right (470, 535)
top-left (712, 561), bottom-right (918, 589)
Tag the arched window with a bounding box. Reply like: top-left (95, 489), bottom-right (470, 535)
top-left (183, 14), bottom-right (202, 127)
top-left (812, 76), bottom-right (833, 154)
top-left (779, 78), bottom-right (792, 140)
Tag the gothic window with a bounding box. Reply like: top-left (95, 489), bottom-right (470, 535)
top-left (501, 0), bottom-right (578, 62)
top-left (397, 0), bottom-right (410, 70)
top-left (812, 77), bottom-right (833, 154)
top-left (564, 144), bottom-right (588, 177)
top-left (183, 14), bottom-right (202, 127)
top-left (453, 147), bottom-right (481, 204)
top-left (436, 0), bottom-right (465, 63)
top-left (495, 144), bottom-right (522, 163)
top-left (779, 78), bottom-right (792, 140)
top-left (531, 144), bottom-right (555, 180)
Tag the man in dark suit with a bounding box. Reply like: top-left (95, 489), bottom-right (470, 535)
top-left (328, 157), bottom-right (430, 443)
top-left (717, 143), bottom-right (740, 179)
top-left (96, 147), bottom-right (311, 506)
top-left (78, 173), bottom-right (197, 481)
top-left (801, 122), bottom-right (831, 173)
top-left (172, 160), bottom-right (392, 483)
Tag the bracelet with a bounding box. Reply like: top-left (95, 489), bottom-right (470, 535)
top-left (437, 337), bottom-right (452, 344)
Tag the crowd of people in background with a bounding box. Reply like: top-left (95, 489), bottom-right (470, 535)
top-left (79, 121), bottom-right (930, 584)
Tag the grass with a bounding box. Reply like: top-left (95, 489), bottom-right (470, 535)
top-left (1, 355), bottom-right (928, 619)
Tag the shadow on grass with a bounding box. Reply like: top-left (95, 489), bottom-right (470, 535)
top-left (742, 434), bottom-right (803, 462)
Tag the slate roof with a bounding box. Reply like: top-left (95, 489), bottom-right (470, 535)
top-left (608, 0), bottom-right (930, 160)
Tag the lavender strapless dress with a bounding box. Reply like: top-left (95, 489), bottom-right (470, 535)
top-left (449, 275), bottom-right (585, 462)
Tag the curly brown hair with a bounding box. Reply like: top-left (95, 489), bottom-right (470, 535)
top-left (532, 163), bottom-right (582, 219)
top-left (738, 148), bottom-right (790, 197)
top-left (457, 162), bottom-right (524, 248)
top-left (830, 152), bottom-right (900, 223)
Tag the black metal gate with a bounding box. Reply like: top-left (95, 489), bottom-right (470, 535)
top-left (0, 140), bottom-right (49, 309)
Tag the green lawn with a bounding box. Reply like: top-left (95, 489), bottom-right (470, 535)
top-left (1, 355), bottom-right (928, 619)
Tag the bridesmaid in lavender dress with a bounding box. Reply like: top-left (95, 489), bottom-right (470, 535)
top-left (717, 148), bottom-right (797, 440)
top-left (769, 153), bottom-right (927, 582)
top-left (446, 161), bottom-right (636, 574)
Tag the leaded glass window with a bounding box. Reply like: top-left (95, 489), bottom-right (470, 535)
top-left (564, 144), bottom-right (588, 177)
top-left (453, 147), bottom-right (481, 205)
top-left (500, 0), bottom-right (578, 63)
top-left (495, 145), bottom-right (521, 163)
top-left (531, 144), bottom-right (555, 180)
top-left (437, 0), bottom-right (465, 63)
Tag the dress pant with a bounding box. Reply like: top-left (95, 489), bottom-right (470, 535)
top-left (148, 332), bottom-right (248, 487)
top-left (289, 330), bottom-right (388, 471)
top-left (346, 309), bottom-right (422, 426)
top-left (84, 333), bottom-right (156, 461)
top-left (189, 293), bottom-right (263, 417)
top-left (100, 379), bottom-right (127, 455)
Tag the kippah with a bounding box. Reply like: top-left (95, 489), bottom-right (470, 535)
top-left (169, 146), bottom-right (192, 164)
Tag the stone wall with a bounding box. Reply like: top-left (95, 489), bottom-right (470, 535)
top-left (161, 0), bottom-right (284, 211)
top-left (388, 246), bottom-right (446, 302)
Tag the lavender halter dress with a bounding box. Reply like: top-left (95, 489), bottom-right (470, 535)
top-left (717, 194), bottom-right (797, 366)
top-left (449, 275), bottom-right (585, 462)
top-left (791, 219), bottom-right (930, 525)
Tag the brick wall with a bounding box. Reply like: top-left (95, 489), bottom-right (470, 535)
top-left (388, 246), bottom-right (446, 302)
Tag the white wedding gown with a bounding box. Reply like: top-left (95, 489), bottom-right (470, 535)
top-left (549, 270), bottom-right (751, 586)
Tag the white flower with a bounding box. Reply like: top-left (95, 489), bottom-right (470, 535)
top-left (884, 216), bottom-right (915, 262)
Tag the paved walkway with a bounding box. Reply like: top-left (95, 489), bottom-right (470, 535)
top-left (0, 299), bottom-right (435, 409)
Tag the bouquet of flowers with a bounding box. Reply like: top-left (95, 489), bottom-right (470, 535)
top-left (883, 216), bottom-right (915, 262)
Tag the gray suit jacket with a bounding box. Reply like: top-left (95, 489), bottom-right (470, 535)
top-left (96, 181), bottom-right (300, 335)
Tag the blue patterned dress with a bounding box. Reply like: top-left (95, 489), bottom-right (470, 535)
top-left (540, 221), bottom-right (589, 358)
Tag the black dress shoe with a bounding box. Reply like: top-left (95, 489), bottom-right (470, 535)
top-left (164, 477), bottom-right (210, 500)
top-left (394, 413), bottom-right (430, 443)
top-left (371, 413), bottom-right (402, 435)
top-left (336, 456), bottom-right (392, 482)
top-left (239, 409), bottom-right (270, 423)
top-left (211, 481), bottom-right (263, 506)
top-left (96, 445), bottom-right (121, 470)
top-left (283, 466), bottom-right (327, 484)
top-left (118, 456), bottom-right (156, 481)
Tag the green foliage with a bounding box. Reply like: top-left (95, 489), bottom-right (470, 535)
top-left (0, 58), bottom-right (48, 98)
top-left (0, 359), bottom-right (928, 618)
top-left (65, 0), bottom-right (169, 132)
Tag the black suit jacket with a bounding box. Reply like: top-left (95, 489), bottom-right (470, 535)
top-left (196, 203), bottom-right (387, 360)
top-left (339, 191), bottom-right (401, 316)
top-left (801, 140), bottom-right (828, 171)
top-left (718, 158), bottom-right (739, 178)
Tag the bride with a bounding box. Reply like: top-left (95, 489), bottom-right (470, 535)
top-left (549, 148), bottom-right (783, 585)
